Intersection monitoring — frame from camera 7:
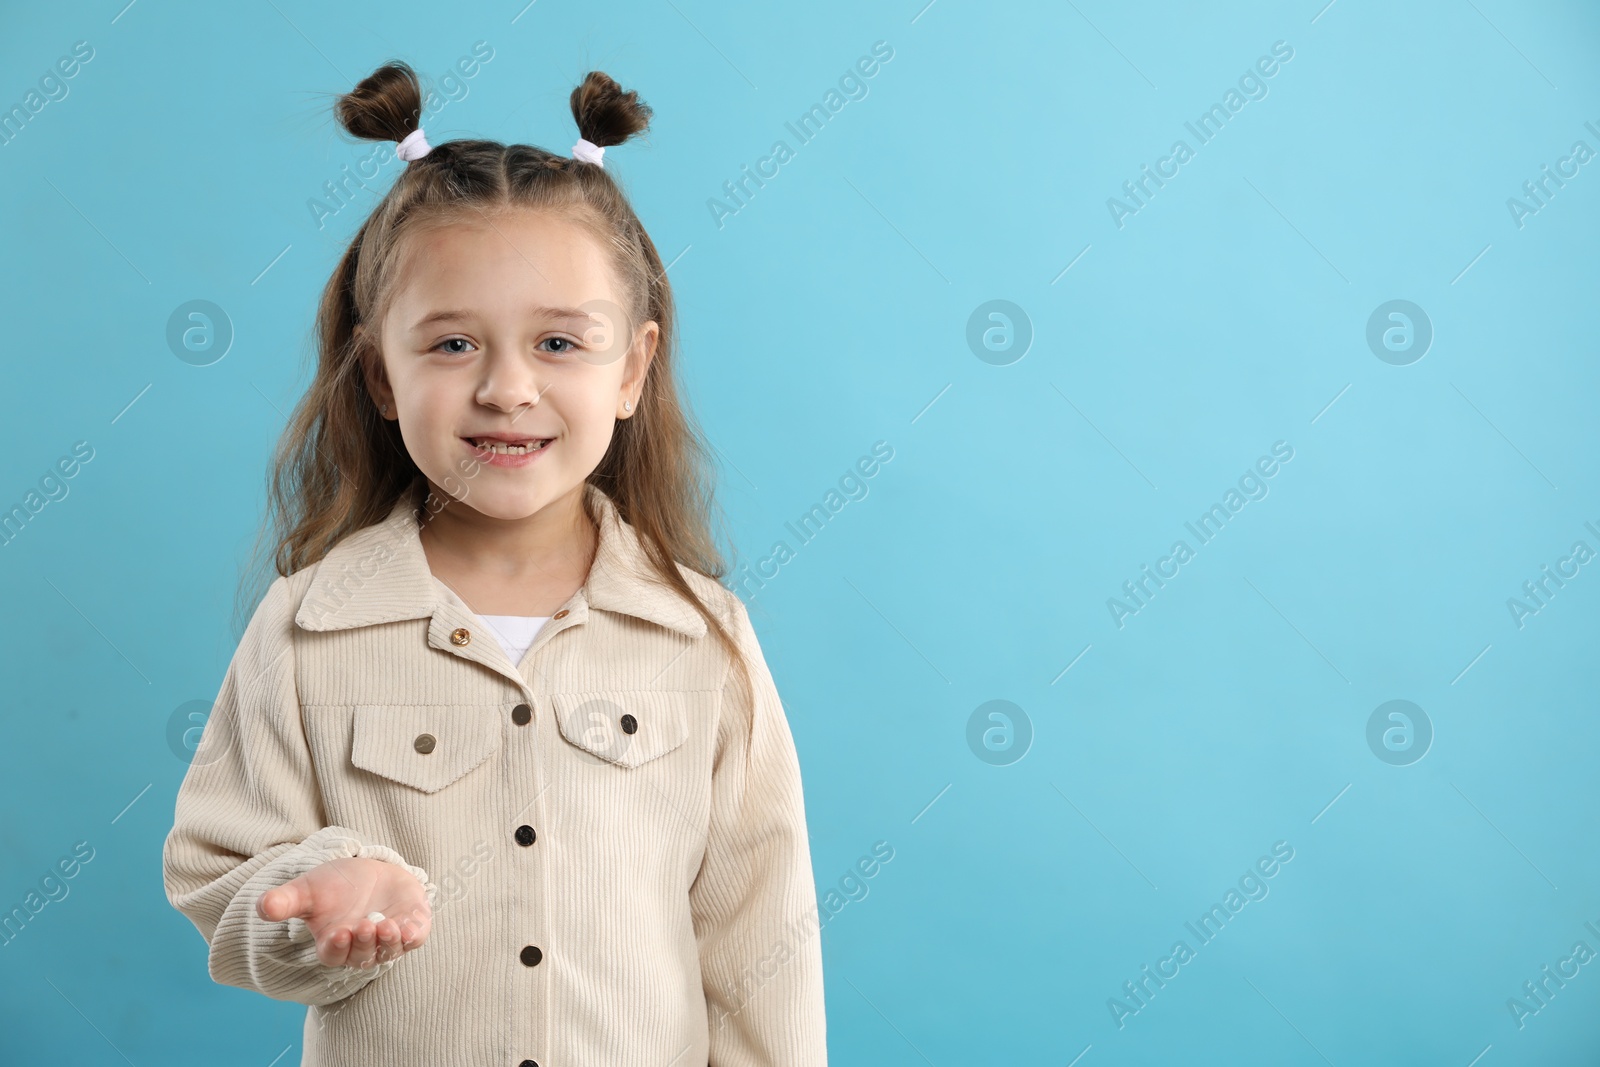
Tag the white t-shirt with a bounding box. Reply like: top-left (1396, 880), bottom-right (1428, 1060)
top-left (477, 614), bottom-right (551, 667)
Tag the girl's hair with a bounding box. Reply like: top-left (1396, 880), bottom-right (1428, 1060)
top-left (235, 60), bottom-right (753, 694)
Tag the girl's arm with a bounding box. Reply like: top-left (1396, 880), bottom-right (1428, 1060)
top-left (161, 576), bottom-right (438, 1006)
top-left (691, 596), bottom-right (829, 1066)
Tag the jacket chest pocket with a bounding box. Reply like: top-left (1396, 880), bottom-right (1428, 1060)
top-left (550, 690), bottom-right (697, 769)
top-left (350, 704), bottom-right (506, 793)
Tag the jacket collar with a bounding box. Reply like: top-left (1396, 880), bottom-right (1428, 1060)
top-left (293, 481), bottom-right (708, 639)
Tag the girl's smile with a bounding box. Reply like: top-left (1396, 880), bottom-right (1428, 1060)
top-left (462, 433), bottom-right (555, 467)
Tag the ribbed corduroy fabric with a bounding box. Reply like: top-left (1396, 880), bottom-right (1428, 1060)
top-left (162, 481), bottom-right (828, 1066)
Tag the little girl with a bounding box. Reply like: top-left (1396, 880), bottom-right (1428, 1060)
top-left (162, 61), bottom-right (827, 1067)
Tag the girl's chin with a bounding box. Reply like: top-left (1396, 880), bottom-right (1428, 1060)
top-left (435, 485), bottom-right (564, 522)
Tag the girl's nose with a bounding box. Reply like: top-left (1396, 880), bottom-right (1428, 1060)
top-left (474, 350), bottom-right (545, 411)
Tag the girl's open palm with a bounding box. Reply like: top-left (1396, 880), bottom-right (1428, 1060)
top-left (256, 856), bottom-right (431, 969)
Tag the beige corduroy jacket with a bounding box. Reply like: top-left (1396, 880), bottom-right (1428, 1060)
top-left (162, 482), bottom-right (827, 1067)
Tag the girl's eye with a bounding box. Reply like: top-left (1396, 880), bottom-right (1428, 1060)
top-left (540, 337), bottom-right (581, 355)
top-left (434, 338), bottom-right (475, 356)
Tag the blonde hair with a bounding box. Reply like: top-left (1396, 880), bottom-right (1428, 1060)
top-left (235, 60), bottom-right (750, 690)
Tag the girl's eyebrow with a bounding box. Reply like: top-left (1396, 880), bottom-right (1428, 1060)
top-left (408, 306), bottom-right (593, 331)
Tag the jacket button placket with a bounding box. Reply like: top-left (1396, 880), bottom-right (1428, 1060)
top-left (511, 596), bottom-right (585, 1066)
top-left (515, 691), bottom-right (561, 1065)
top-left (510, 695), bottom-right (551, 1067)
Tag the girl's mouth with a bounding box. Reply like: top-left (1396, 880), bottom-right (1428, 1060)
top-left (465, 437), bottom-right (552, 455)
top-left (462, 436), bottom-right (554, 467)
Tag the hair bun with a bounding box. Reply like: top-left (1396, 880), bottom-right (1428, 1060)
top-left (569, 71), bottom-right (652, 151)
top-left (336, 61), bottom-right (425, 144)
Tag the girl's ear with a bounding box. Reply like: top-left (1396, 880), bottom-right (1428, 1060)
top-left (620, 320), bottom-right (659, 416)
top-left (356, 330), bottom-right (396, 418)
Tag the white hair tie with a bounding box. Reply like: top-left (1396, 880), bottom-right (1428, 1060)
top-left (571, 138), bottom-right (605, 168)
top-left (396, 127), bottom-right (432, 162)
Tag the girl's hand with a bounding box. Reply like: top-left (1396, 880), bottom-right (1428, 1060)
top-left (256, 856), bottom-right (432, 969)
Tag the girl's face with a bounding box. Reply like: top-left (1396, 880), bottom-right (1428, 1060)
top-left (364, 209), bottom-right (657, 523)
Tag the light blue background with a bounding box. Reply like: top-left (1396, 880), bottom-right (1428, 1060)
top-left (2, 0), bottom-right (1598, 1063)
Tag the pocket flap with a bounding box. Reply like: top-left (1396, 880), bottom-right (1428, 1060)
top-left (550, 690), bottom-right (694, 768)
top-left (350, 704), bottom-right (505, 793)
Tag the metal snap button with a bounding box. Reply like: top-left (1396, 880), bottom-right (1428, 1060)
top-left (413, 733), bottom-right (436, 754)
top-left (451, 627), bottom-right (471, 646)
top-left (520, 944), bottom-right (543, 967)
top-left (552, 609), bottom-right (569, 620)
top-left (511, 702), bottom-right (532, 726)
top-left (619, 713), bottom-right (637, 735)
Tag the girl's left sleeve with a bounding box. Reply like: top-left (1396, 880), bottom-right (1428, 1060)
top-left (691, 596), bottom-right (828, 1067)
